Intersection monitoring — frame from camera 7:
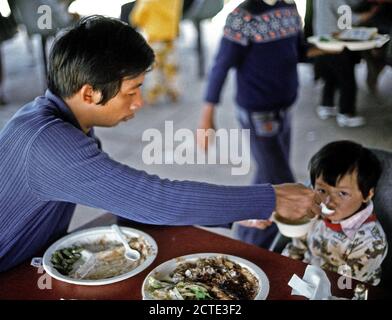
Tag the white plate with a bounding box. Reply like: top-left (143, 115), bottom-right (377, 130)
top-left (43, 226), bottom-right (158, 286)
top-left (142, 253), bottom-right (269, 300)
top-left (308, 34), bottom-right (390, 52)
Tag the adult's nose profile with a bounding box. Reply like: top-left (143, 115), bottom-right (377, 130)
top-left (131, 90), bottom-right (144, 111)
top-left (130, 98), bottom-right (143, 111)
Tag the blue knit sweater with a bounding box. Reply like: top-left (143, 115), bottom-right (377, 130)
top-left (0, 90), bottom-right (276, 271)
top-left (205, 1), bottom-right (306, 111)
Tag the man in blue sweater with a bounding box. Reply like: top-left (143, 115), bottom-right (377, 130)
top-left (0, 16), bottom-right (319, 272)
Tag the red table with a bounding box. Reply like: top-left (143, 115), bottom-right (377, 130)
top-left (0, 214), bottom-right (387, 300)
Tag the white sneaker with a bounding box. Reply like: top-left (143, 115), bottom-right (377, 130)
top-left (336, 113), bottom-right (366, 127)
top-left (316, 106), bottom-right (338, 120)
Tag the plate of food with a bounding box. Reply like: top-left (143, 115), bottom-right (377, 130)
top-left (308, 28), bottom-right (390, 52)
top-left (42, 226), bottom-right (158, 286)
top-left (142, 253), bottom-right (269, 300)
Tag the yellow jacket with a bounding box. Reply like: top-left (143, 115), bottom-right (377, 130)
top-left (131, 0), bottom-right (183, 42)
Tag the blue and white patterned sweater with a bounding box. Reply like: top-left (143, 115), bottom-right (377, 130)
top-left (205, 1), bottom-right (307, 112)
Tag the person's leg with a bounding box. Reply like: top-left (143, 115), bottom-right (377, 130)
top-left (335, 52), bottom-right (357, 115)
top-left (162, 41), bottom-right (180, 103)
top-left (332, 51), bottom-right (365, 127)
top-left (314, 56), bottom-right (338, 119)
top-left (321, 77), bottom-right (336, 107)
top-left (277, 109), bottom-right (293, 168)
top-left (233, 108), bottom-right (294, 248)
top-left (250, 112), bottom-right (295, 185)
top-left (145, 42), bottom-right (165, 105)
top-left (364, 49), bottom-right (386, 94)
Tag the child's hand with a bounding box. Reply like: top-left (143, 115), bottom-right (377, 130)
top-left (237, 219), bottom-right (273, 230)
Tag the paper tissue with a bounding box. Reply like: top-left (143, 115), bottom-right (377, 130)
top-left (288, 265), bottom-right (332, 300)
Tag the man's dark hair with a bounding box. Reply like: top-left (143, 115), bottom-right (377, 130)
top-left (309, 141), bottom-right (382, 198)
top-left (48, 15), bottom-right (155, 105)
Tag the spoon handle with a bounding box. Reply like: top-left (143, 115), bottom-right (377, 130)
top-left (111, 224), bottom-right (132, 249)
top-left (111, 224), bottom-right (141, 260)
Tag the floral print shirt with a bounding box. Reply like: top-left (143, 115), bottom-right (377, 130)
top-left (282, 202), bottom-right (388, 285)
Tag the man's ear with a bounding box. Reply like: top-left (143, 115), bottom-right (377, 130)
top-left (363, 188), bottom-right (375, 203)
top-left (79, 84), bottom-right (102, 105)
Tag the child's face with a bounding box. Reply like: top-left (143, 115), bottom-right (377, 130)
top-left (315, 171), bottom-right (373, 222)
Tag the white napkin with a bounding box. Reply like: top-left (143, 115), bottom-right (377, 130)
top-left (288, 265), bottom-right (332, 300)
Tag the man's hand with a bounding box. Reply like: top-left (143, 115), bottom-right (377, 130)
top-left (272, 183), bottom-right (321, 221)
top-left (197, 103), bottom-right (215, 152)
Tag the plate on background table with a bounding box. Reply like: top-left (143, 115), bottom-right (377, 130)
top-left (308, 33), bottom-right (390, 52)
top-left (42, 226), bottom-right (158, 286)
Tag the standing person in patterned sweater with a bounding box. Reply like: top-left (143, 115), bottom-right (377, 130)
top-left (197, 0), bottom-right (308, 248)
top-left (283, 141), bottom-right (388, 285)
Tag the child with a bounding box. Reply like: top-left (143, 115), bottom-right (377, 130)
top-left (282, 141), bottom-right (388, 285)
top-left (131, 0), bottom-right (183, 105)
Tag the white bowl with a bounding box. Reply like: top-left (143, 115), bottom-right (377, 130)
top-left (271, 212), bottom-right (315, 238)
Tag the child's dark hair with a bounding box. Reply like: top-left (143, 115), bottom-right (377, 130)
top-left (309, 141), bottom-right (382, 197)
top-left (48, 15), bottom-right (155, 105)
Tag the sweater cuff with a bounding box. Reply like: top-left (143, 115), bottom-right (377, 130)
top-left (255, 184), bottom-right (276, 220)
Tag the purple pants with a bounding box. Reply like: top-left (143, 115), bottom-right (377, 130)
top-left (234, 107), bottom-right (295, 248)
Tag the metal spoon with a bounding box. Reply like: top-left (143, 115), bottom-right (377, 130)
top-left (111, 224), bottom-right (141, 261)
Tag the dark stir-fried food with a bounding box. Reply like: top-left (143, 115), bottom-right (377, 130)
top-left (147, 256), bottom-right (259, 300)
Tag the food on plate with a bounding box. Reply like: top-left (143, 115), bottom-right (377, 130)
top-left (50, 246), bottom-right (83, 275)
top-left (146, 256), bottom-right (259, 300)
top-left (319, 35), bottom-right (334, 42)
top-left (50, 236), bottom-right (152, 280)
top-left (334, 28), bottom-right (378, 42)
